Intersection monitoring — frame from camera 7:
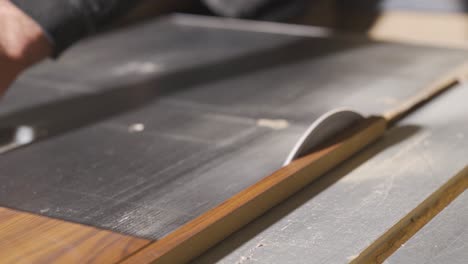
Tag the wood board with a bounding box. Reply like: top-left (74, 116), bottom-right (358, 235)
top-left (0, 207), bottom-right (149, 264)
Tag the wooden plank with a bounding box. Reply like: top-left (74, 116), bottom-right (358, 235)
top-left (386, 190), bottom-right (468, 264)
top-left (193, 83), bottom-right (468, 263)
top-left (0, 207), bottom-right (150, 264)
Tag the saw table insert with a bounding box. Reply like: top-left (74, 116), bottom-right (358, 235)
top-left (1, 14), bottom-right (468, 263)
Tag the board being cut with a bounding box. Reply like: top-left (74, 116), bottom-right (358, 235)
top-left (194, 83), bottom-right (468, 263)
top-left (0, 14), bottom-right (467, 242)
top-left (0, 207), bottom-right (149, 264)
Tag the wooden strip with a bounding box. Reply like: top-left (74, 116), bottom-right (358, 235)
top-left (121, 117), bottom-right (388, 264)
top-left (195, 83), bottom-right (468, 264)
top-left (383, 62), bottom-right (468, 124)
top-left (0, 207), bottom-right (150, 264)
top-left (386, 190), bottom-right (468, 263)
top-left (351, 166), bottom-right (468, 263)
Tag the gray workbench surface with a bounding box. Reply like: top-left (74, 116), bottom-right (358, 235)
top-left (195, 84), bottom-right (468, 263)
top-left (1, 15), bottom-right (467, 242)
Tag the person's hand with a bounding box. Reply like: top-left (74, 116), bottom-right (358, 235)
top-left (0, 0), bottom-right (52, 96)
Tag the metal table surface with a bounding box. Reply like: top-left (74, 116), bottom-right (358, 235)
top-left (1, 14), bottom-right (467, 243)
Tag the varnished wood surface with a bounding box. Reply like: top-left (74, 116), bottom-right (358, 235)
top-left (0, 207), bottom-right (150, 264)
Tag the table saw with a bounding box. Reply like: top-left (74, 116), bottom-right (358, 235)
top-left (0, 14), bottom-right (467, 263)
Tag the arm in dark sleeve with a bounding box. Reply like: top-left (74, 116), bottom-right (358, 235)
top-left (11, 0), bottom-right (305, 57)
top-left (11, 0), bottom-right (143, 57)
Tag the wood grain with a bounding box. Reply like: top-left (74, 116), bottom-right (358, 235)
top-left (122, 117), bottom-right (388, 264)
top-left (0, 207), bottom-right (150, 264)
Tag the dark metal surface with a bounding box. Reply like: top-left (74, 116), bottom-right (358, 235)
top-left (0, 15), bottom-right (467, 240)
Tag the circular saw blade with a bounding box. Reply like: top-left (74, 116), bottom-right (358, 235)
top-left (284, 109), bottom-right (364, 166)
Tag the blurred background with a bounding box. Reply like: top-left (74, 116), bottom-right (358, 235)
top-left (116, 0), bottom-right (468, 49)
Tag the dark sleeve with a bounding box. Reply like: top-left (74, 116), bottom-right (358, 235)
top-left (12, 0), bottom-right (143, 57)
